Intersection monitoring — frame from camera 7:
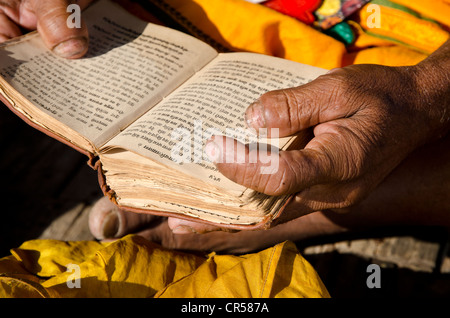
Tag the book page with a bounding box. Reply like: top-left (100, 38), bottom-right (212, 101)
top-left (104, 52), bottom-right (326, 193)
top-left (0, 0), bottom-right (217, 149)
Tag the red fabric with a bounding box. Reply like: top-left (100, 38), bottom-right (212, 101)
top-left (263, 0), bottom-right (322, 24)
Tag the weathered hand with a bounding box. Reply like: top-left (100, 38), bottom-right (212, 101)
top-left (177, 39), bottom-right (450, 232)
top-left (213, 68), bottom-right (441, 214)
top-left (89, 131), bottom-right (450, 254)
top-left (0, 0), bottom-right (93, 58)
top-left (88, 48), bottom-right (450, 253)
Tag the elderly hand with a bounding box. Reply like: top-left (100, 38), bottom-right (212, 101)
top-left (89, 131), bottom-right (450, 254)
top-left (0, 0), bottom-right (93, 58)
top-left (177, 39), bottom-right (450, 232)
top-left (88, 41), bottom-right (449, 253)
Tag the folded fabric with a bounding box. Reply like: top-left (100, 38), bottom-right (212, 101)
top-left (389, 0), bottom-right (450, 28)
top-left (263, 0), bottom-right (322, 25)
top-left (356, 0), bottom-right (449, 54)
top-left (159, 0), bottom-right (448, 68)
top-left (161, 0), bottom-right (346, 69)
top-left (0, 235), bottom-right (330, 298)
top-left (315, 0), bottom-right (371, 29)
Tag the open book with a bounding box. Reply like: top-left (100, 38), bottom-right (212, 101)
top-left (0, 0), bottom-right (326, 229)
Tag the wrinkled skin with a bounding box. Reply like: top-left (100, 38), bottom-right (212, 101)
top-left (2, 0), bottom-right (449, 254)
top-left (89, 39), bottom-right (450, 254)
top-left (0, 0), bottom-right (93, 58)
top-left (206, 60), bottom-right (450, 220)
top-left (89, 127), bottom-right (450, 254)
top-left (188, 39), bottom-right (450, 233)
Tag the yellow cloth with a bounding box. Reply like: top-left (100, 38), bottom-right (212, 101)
top-left (390, 0), bottom-right (450, 28)
top-left (0, 235), bottom-right (329, 298)
top-left (357, 2), bottom-right (449, 55)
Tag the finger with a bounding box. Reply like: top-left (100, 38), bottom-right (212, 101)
top-left (205, 135), bottom-right (334, 195)
top-left (137, 220), bottom-right (234, 253)
top-left (137, 219), bottom-right (255, 254)
top-left (141, 212), bottom-right (343, 254)
top-left (0, 12), bottom-right (22, 40)
top-left (245, 70), bottom-right (356, 137)
top-left (167, 217), bottom-right (231, 234)
top-left (0, 0), bottom-right (37, 30)
top-left (31, 0), bottom-right (89, 58)
top-left (206, 115), bottom-right (373, 197)
top-left (88, 196), bottom-right (158, 239)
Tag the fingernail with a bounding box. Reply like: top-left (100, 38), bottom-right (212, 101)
top-left (172, 225), bottom-right (198, 234)
top-left (53, 37), bottom-right (88, 58)
top-left (204, 140), bottom-right (221, 163)
top-left (101, 211), bottom-right (120, 238)
top-left (245, 100), bottom-right (266, 130)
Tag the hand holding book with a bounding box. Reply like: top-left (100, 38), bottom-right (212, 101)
top-left (2, 0), bottom-right (449, 238)
top-left (0, 0), bottom-right (326, 229)
top-left (178, 41), bottom-right (450, 234)
top-left (0, 0), bottom-right (94, 58)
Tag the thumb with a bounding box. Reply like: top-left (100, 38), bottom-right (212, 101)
top-left (204, 134), bottom-right (333, 196)
top-left (32, 0), bottom-right (90, 58)
top-left (245, 70), bottom-right (353, 137)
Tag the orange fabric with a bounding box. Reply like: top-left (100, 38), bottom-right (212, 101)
top-left (163, 0), bottom-right (448, 67)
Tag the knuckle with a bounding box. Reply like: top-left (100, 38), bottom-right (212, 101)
top-left (163, 232), bottom-right (183, 250)
top-left (40, 9), bottom-right (69, 30)
top-left (278, 89), bottom-right (301, 129)
top-left (156, 222), bottom-right (182, 250)
top-left (318, 68), bottom-right (368, 117)
top-left (339, 187), bottom-right (367, 208)
top-left (260, 88), bottom-right (303, 133)
top-left (264, 154), bottom-right (301, 196)
top-left (228, 163), bottom-right (253, 187)
top-left (299, 182), bottom-right (367, 211)
top-left (261, 173), bottom-right (287, 196)
top-left (319, 123), bottom-right (369, 181)
top-left (333, 182), bottom-right (370, 209)
top-left (271, 170), bottom-right (291, 195)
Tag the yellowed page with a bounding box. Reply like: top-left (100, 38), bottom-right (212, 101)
top-left (0, 0), bottom-right (217, 150)
top-left (104, 52), bottom-right (326, 192)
